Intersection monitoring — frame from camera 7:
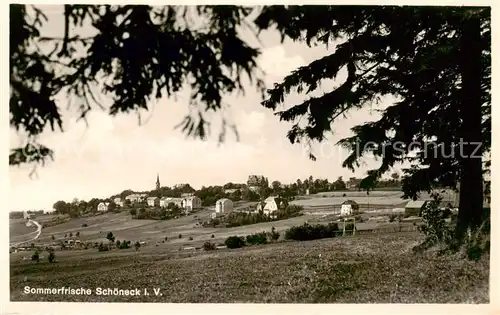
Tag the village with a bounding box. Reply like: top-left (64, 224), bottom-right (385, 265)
top-left (11, 170), bottom-right (489, 256)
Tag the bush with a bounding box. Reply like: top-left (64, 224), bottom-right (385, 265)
top-left (246, 232), bottom-right (268, 245)
top-left (134, 241), bottom-right (141, 251)
top-left (76, 232), bottom-right (80, 237)
top-left (413, 195), bottom-right (453, 253)
top-left (284, 223), bottom-right (339, 241)
top-left (130, 208), bottom-right (137, 216)
top-left (106, 232), bottom-right (115, 242)
top-left (164, 236), bottom-right (168, 241)
top-left (388, 214), bottom-right (397, 222)
top-left (98, 243), bottom-right (109, 252)
top-left (419, 196), bottom-right (452, 243)
top-left (69, 232), bottom-right (73, 237)
top-left (48, 251), bottom-right (56, 263)
top-left (203, 241), bottom-right (216, 251)
top-left (463, 219), bottom-right (490, 261)
top-left (442, 208), bottom-right (452, 218)
top-left (82, 223), bottom-right (88, 227)
top-left (211, 234), bottom-right (214, 238)
top-left (224, 236), bottom-right (245, 249)
top-left (268, 226), bottom-right (280, 241)
top-left (119, 241), bottom-right (130, 249)
top-left (31, 250), bottom-right (40, 262)
top-left (188, 236), bottom-right (193, 240)
top-left (178, 234), bottom-right (182, 239)
top-left (116, 240), bottom-right (121, 247)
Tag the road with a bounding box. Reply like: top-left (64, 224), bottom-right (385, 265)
top-left (10, 219), bottom-right (42, 247)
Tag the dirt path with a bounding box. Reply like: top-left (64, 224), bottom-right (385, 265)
top-left (10, 219), bottom-right (42, 247)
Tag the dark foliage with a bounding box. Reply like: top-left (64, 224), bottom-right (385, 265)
top-left (48, 251), bottom-right (56, 263)
top-left (203, 241), bottom-right (216, 251)
top-left (98, 243), bottom-right (109, 252)
top-left (285, 223), bottom-right (339, 241)
top-left (245, 232), bottom-right (268, 245)
top-left (10, 5), bottom-right (265, 169)
top-left (256, 6), bottom-right (491, 242)
top-left (106, 232), bottom-right (115, 242)
top-left (224, 236), bottom-right (245, 249)
top-left (31, 250), bottom-right (40, 262)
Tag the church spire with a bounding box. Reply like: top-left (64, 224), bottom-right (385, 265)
top-left (156, 173), bottom-right (160, 190)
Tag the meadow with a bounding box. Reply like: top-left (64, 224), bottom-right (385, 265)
top-left (10, 232), bottom-right (488, 303)
top-left (10, 190), bottom-right (483, 303)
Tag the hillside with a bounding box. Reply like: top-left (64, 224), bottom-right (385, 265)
top-left (10, 209), bottom-right (315, 248)
top-left (10, 232), bottom-right (488, 303)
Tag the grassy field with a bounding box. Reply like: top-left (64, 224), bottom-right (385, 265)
top-left (10, 209), bottom-right (317, 248)
top-left (10, 232), bottom-right (488, 303)
top-left (9, 189), bottom-right (487, 303)
top-left (292, 189), bottom-right (458, 208)
top-left (9, 190), bottom-right (428, 248)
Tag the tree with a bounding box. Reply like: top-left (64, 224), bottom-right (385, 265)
top-left (255, 6), bottom-right (490, 244)
top-left (391, 172), bottom-right (400, 181)
top-left (247, 175), bottom-right (269, 188)
top-left (48, 250), bottom-right (56, 263)
top-left (31, 250), bottom-right (40, 262)
top-left (106, 232), bottom-right (115, 242)
top-left (87, 198), bottom-right (101, 212)
top-left (10, 5), bottom-right (264, 167)
top-left (108, 201), bottom-right (118, 212)
top-left (53, 200), bottom-right (69, 214)
top-left (124, 199), bottom-right (132, 208)
top-left (271, 180), bottom-right (282, 192)
top-left (258, 186), bottom-right (272, 199)
top-left (333, 176), bottom-right (346, 191)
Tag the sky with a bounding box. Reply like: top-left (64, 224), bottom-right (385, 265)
top-left (9, 5), bottom-right (399, 212)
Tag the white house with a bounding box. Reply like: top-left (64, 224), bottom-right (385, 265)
top-left (215, 198), bottom-right (233, 214)
top-left (125, 194), bottom-right (140, 203)
top-left (182, 196), bottom-right (202, 212)
top-left (340, 200), bottom-right (359, 216)
top-left (160, 197), bottom-right (183, 208)
top-left (147, 196), bottom-right (160, 207)
top-left (125, 193), bottom-right (148, 203)
top-left (97, 202), bottom-right (108, 212)
top-left (257, 196), bottom-right (288, 215)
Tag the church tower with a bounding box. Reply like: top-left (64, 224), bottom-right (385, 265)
top-left (156, 173), bottom-right (160, 191)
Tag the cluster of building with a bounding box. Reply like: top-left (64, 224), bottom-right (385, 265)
top-left (210, 195), bottom-right (289, 219)
top-left (96, 175), bottom-right (203, 214)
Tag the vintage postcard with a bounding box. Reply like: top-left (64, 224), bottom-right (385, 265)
top-left (4, 2), bottom-right (495, 314)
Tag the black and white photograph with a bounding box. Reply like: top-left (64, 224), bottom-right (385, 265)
top-left (7, 1), bottom-right (493, 309)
